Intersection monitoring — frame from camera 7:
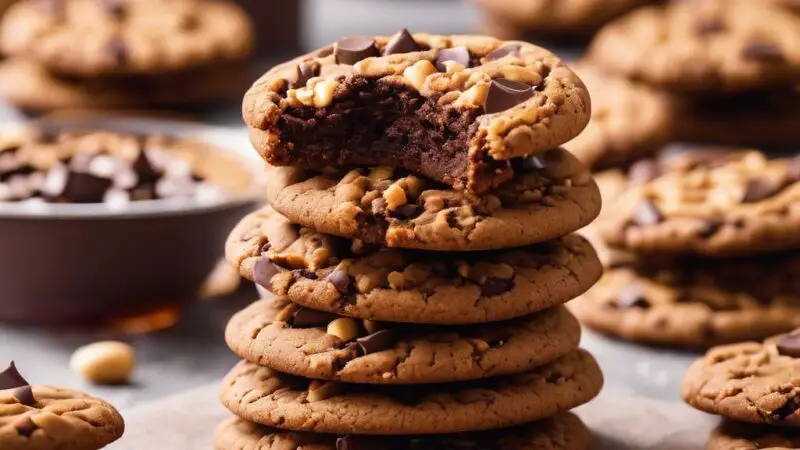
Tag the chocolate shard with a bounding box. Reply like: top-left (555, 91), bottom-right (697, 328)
top-left (632, 200), bottom-right (663, 226)
top-left (42, 164), bottom-right (113, 203)
top-left (434, 46), bottom-right (471, 72)
top-left (741, 41), bottom-right (785, 62)
top-left (777, 330), bottom-right (800, 358)
top-left (327, 269), bottom-right (354, 296)
top-left (290, 307), bottom-right (337, 328)
top-left (482, 78), bottom-right (534, 115)
top-left (742, 178), bottom-right (781, 203)
top-left (0, 362), bottom-right (35, 407)
top-left (334, 36), bottom-right (379, 65)
top-left (287, 61), bottom-right (320, 89)
top-left (253, 259), bottom-right (280, 290)
top-left (485, 43), bottom-right (522, 61)
top-left (384, 29), bottom-right (421, 56)
top-left (356, 330), bottom-right (396, 355)
top-left (615, 284), bottom-right (649, 309)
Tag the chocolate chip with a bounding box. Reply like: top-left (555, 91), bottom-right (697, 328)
top-left (42, 164), bottom-right (113, 203)
top-left (356, 330), bottom-right (396, 355)
top-left (384, 28), bottom-right (421, 56)
top-left (777, 330), bottom-right (800, 358)
top-left (107, 36), bottom-right (128, 65)
top-left (628, 160), bottom-right (661, 185)
top-left (287, 61), bottom-right (320, 89)
top-left (695, 17), bottom-right (726, 36)
top-left (697, 219), bottom-right (723, 238)
top-left (481, 277), bottom-right (514, 297)
top-left (327, 268), bottom-right (354, 296)
top-left (434, 46), bottom-right (471, 72)
top-left (391, 203), bottom-right (422, 219)
top-left (334, 36), bottom-right (379, 65)
top-left (615, 284), bottom-right (649, 309)
top-left (741, 42), bottom-right (785, 62)
top-left (132, 150), bottom-right (163, 184)
top-left (0, 362), bottom-right (34, 407)
top-left (485, 43), bottom-right (521, 61)
top-left (290, 308), bottom-right (337, 328)
top-left (482, 78), bottom-right (534, 114)
top-left (632, 200), bottom-right (663, 226)
top-left (742, 179), bottom-right (781, 203)
top-left (15, 418), bottom-right (38, 437)
top-left (253, 259), bottom-right (280, 290)
top-left (772, 395), bottom-right (800, 420)
top-left (102, 0), bottom-right (127, 20)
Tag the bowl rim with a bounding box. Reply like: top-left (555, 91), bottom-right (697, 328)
top-left (0, 117), bottom-right (263, 219)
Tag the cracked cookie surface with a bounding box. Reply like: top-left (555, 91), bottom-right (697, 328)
top-left (681, 330), bottom-right (800, 426)
top-left (226, 206), bottom-right (601, 324)
top-left (586, 0), bottom-right (800, 92)
top-left (0, 0), bottom-right (253, 77)
top-left (226, 298), bottom-right (581, 384)
top-left (565, 63), bottom-right (672, 169)
top-left (707, 420), bottom-right (800, 450)
top-left (264, 147), bottom-right (601, 252)
top-left (214, 413), bottom-right (591, 450)
top-left (221, 349), bottom-right (602, 435)
top-left (244, 32), bottom-right (590, 195)
top-left (570, 255), bottom-right (800, 348)
top-left (0, 385), bottom-right (124, 450)
top-left (600, 151), bottom-right (800, 257)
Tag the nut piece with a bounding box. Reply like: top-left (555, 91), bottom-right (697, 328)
top-left (368, 166), bottom-right (394, 182)
top-left (327, 318), bottom-right (361, 341)
top-left (403, 60), bottom-right (437, 91)
top-left (313, 80), bottom-right (340, 107)
top-left (69, 341), bottom-right (135, 385)
top-left (383, 182), bottom-right (408, 211)
top-left (307, 380), bottom-right (343, 402)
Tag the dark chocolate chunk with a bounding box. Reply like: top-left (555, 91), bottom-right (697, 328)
top-left (384, 29), bottom-right (421, 56)
top-left (482, 78), bottom-right (534, 114)
top-left (616, 284), bottom-right (649, 309)
top-left (741, 42), bottom-right (785, 62)
top-left (334, 36), bottom-right (379, 65)
top-left (107, 36), bottom-right (128, 65)
top-left (290, 308), bottom-right (337, 328)
top-left (42, 164), bottom-right (112, 203)
top-left (253, 259), bottom-right (280, 290)
top-left (102, 0), bottom-right (127, 20)
top-left (435, 46), bottom-right (471, 72)
top-left (391, 203), bottom-right (422, 219)
top-left (481, 277), bottom-right (515, 297)
top-left (772, 395), bottom-right (800, 420)
top-left (628, 160), bottom-right (660, 185)
top-left (697, 219), bottom-right (723, 238)
top-left (327, 268), bottom-right (354, 295)
top-left (743, 179), bottom-right (781, 203)
top-left (777, 330), bottom-right (800, 358)
top-left (695, 17), bottom-right (726, 36)
top-left (0, 362), bottom-right (34, 406)
top-left (15, 418), bottom-right (38, 437)
top-left (485, 43), bottom-right (521, 61)
top-left (132, 150), bottom-right (163, 184)
top-left (287, 61), bottom-right (320, 89)
top-left (356, 330), bottom-right (396, 355)
top-left (632, 200), bottom-right (663, 226)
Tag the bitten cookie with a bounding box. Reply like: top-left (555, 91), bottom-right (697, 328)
top-left (682, 329), bottom-right (800, 426)
top-left (0, 0), bottom-right (253, 77)
top-left (565, 64), bottom-right (672, 169)
top-left (220, 349), bottom-right (603, 435)
top-left (264, 148), bottom-right (601, 252)
top-left (226, 206), bottom-right (602, 324)
top-left (0, 362), bottom-right (125, 450)
top-left (600, 151), bottom-right (800, 257)
top-left (586, 0), bottom-right (800, 92)
top-left (214, 413), bottom-right (592, 450)
top-left (707, 421), bottom-right (800, 450)
top-left (570, 254), bottom-right (800, 348)
top-left (226, 298), bottom-right (582, 384)
top-left (244, 30), bottom-right (590, 194)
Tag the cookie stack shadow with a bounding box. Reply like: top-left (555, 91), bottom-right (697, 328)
top-left (217, 32), bottom-right (605, 449)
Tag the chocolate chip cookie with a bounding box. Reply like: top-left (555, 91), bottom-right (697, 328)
top-left (226, 206), bottom-right (601, 324)
top-left (586, 0), bottom-right (800, 92)
top-left (220, 349), bottom-right (603, 435)
top-left (214, 413), bottom-right (592, 450)
top-left (226, 298), bottom-right (581, 384)
top-left (600, 151), bottom-right (800, 257)
top-left (682, 330), bottom-right (800, 426)
top-left (0, 0), bottom-right (253, 77)
top-left (470, 0), bottom-right (654, 37)
top-left (570, 253), bottom-right (800, 348)
top-left (244, 31), bottom-right (590, 195)
top-left (707, 421), bottom-right (800, 450)
top-left (565, 64), bottom-right (672, 169)
top-left (264, 148), bottom-right (601, 252)
top-left (0, 362), bottom-right (125, 450)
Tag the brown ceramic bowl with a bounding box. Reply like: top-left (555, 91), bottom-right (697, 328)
top-left (0, 118), bottom-right (261, 326)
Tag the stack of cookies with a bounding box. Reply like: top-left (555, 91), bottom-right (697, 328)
top-left (681, 328), bottom-right (800, 448)
top-left (586, 0), bottom-right (800, 147)
top-left (0, 0), bottom-right (254, 113)
top-left (219, 31), bottom-right (606, 448)
top-left (573, 149), bottom-right (800, 348)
